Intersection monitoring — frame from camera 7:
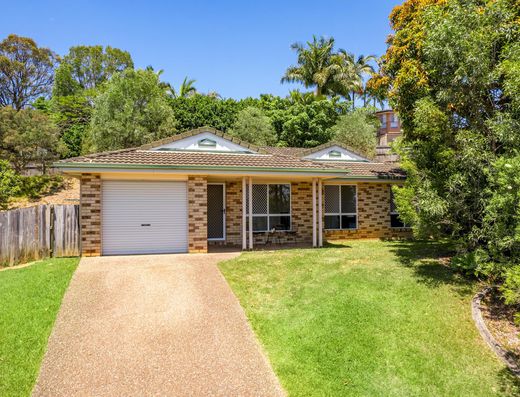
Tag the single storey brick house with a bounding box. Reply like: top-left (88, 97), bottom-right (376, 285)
top-left (55, 127), bottom-right (411, 256)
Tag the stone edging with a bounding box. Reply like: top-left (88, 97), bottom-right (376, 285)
top-left (471, 286), bottom-right (520, 377)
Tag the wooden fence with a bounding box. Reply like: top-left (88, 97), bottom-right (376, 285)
top-left (0, 205), bottom-right (80, 266)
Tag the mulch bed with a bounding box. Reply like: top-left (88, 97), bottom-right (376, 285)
top-left (480, 290), bottom-right (520, 364)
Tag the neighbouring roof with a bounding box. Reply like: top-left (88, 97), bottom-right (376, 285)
top-left (55, 128), bottom-right (405, 179)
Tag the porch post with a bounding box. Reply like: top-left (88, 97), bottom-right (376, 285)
top-left (312, 178), bottom-right (317, 248)
top-left (318, 179), bottom-right (323, 247)
top-left (248, 176), bottom-right (253, 250)
top-left (242, 176), bottom-right (247, 250)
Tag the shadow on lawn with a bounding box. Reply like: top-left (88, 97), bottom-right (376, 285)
top-left (388, 240), bottom-right (474, 296)
top-left (498, 367), bottom-right (520, 395)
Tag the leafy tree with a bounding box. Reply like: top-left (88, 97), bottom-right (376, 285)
top-left (253, 94), bottom-right (350, 147)
top-left (169, 94), bottom-right (242, 132)
top-left (0, 34), bottom-right (57, 109)
top-left (378, 0), bottom-right (520, 298)
top-left (331, 108), bottom-right (378, 158)
top-left (50, 95), bottom-right (92, 157)
top-left (33, 95), bottom-right (91, 158)
top-left (281, 36), bottom-right (359, 98)
top-left (0, 106), bottom-right (59, 172)
top-left (86, 69), bottom-right (176, 152)
top-left (53, 45), bottom-right (133, 96)
top-left (0, 160), bottom-right (19, 210)
top-left (228, 107), bottom-right (277, 146)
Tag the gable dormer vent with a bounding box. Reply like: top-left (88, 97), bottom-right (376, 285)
top-left (198, 138), bottom-right (217, 147)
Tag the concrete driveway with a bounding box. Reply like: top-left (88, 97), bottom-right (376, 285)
top-left (33, 253), bottom-right (284, 397)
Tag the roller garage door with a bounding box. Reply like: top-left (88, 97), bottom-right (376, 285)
top-left (101, 180), bottom-right (188, 255)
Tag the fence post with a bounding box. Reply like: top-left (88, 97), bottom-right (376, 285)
top-left (49, 205), bottom-right (55, 258)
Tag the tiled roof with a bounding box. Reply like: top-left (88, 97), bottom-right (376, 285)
top-left (298, 140), bottom-right (367, 158)
top-left (56, 128), bottom-right (405, 179)
top-left (57, 150), bottom-right (346, 171)
top-left (260, 147), bottom-right (306, 156)
top-left (322, 161), bottom-right (406, 179)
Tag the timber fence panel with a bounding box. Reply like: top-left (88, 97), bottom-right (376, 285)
top-left (0, 204), bottom-right (80, 266)
top-left (52, 205), bottom-right (80, 257)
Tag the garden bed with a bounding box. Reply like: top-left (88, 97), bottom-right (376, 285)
top-left (481, 290), bottom-right (520, 365)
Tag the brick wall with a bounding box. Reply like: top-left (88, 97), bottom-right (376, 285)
top-left (225, 181), bottom-right (242, 246)
top-left (210, 181), bottom-right (315, 247)
top-left (324, 182), bottom-right (411, 240)
top-left (188, 176), bottom-right (208, 253)
top-left (80, 174), bottom-right (101, 256)
top-left (211, 180), bottom-right (410, 248)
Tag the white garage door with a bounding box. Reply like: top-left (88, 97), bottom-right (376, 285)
top-left (102, 180), bottom-right (188, 255)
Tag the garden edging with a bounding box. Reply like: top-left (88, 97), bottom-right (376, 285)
top-left (471, 286), bottom-right (520, 377)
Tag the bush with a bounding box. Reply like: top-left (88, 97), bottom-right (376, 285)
top-left (0, 160), bottom-right (20, 210)
top-left (18, 175), bottom-right (65, 200)
top-left (501, 265), bottom-right (520, 324)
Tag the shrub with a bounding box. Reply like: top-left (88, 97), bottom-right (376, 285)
top-left (18, 175), bottom-right (65, 200)
top-left (0, 160), bottom-right (20, 210)
top-left (501, 265), bottom-right (520, 324)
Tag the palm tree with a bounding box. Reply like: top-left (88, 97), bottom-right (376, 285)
top-left (340, 52), bottom-right (377, 109)
top-left (172, 76), bottom-right (197, 98)
top-left (281, 36), bottom-right (359, 98)
top-left (288, 89), bottom-right (318, 104)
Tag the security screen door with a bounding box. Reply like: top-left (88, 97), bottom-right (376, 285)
top-left (207, 184), bottom-right (225, 240)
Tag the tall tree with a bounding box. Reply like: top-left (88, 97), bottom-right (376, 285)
top-left (378, 0), bottom-right (520, 288)
top-left (281, 36), bottom-right (358, 98)
top-left (0, 34), bottom-right (57, 109)
top-left (341, 52), bottom-right (377, 108)
top-left (53, 45), bottom-right (133, 96)
top-left (86, 69), bottom-right (177, 152)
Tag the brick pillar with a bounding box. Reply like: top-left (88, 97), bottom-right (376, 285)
top-left (291, 181), bottom-right (313, 243)
top-left (188, 176), bottom-right (208, 253)
top-left (80, 174), bottom-right (101, 256)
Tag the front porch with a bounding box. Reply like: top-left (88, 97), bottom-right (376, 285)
top-left (193, 175), bottom-right (411, 253)
top-left (198, 176), bottom-right (322, 252)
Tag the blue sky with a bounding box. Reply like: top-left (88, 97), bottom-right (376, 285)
top-left (0, 0), bottom-right (400, 99)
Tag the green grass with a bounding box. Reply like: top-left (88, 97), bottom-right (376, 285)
top-left (0, 258), bottom-right (79, 397)
top-left (219, 240), bottom-right (520, 396)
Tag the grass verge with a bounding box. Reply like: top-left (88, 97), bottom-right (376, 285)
top-left (0, 257), bottom-right (78, 396)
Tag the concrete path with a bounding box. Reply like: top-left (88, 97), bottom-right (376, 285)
top-left (33, 253), bottom-right (284, 397)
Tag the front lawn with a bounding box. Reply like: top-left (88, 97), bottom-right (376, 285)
top-left (219, 240), bottom-right (520, 396)
top-left (0, 258), bottom-right (79, 397)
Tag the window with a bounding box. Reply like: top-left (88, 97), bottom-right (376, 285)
top-left (328, 150), bottom-right (342, 158)
top-left (247, 184), bottom-right (291, 231)
top-left (390, 114), bottom-right (399, 128)
top-left (324, 185), bottom-right (357, 230)
top-left (390, 189), bottom-right (408, 228)
top-left (380, 115), bottom-right (387, 128)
